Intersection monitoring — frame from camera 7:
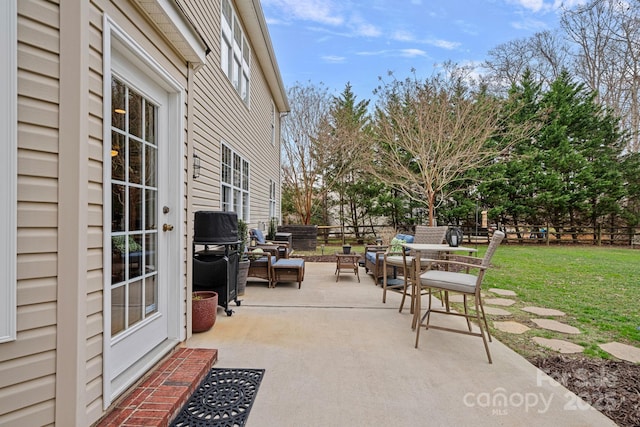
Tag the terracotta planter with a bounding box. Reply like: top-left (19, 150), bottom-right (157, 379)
top-left (192, 291), bottom-right (218, 333)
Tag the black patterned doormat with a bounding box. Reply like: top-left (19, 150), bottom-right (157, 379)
top-left (170, 368), bottom-right (265, 427)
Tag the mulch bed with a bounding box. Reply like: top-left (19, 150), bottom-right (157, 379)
top-left (532, 355), bottom-right (640, 427)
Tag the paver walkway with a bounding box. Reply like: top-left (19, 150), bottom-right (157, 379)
top-left (482, 288), bottom-right (640, 363)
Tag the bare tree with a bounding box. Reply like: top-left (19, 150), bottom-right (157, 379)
top-left (562, 0), bottom-right (640, 151)
top-left (281, 82), bottom-right (331, 224)
top-left (483, 30), bottom-right (570, 94)
top-left (370, 65), bottom-right (534, 226)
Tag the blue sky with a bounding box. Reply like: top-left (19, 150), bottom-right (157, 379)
top-left (261, 0), bottom-right (587, 100)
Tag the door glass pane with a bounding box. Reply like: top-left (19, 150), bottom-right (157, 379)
top-left (112, 184), bottom-right (126, 232)
top-left (111, 285), bottom-right (126, 335)
top-left (111, 237), bottom-right (125, 285)
top-left (128, 280), bottom-right (143, 327)
top-left (129, 138), bottom-right (142, 185)
top-left (145, 233), bottom-right (157, 274)
top-left (145, 276), bottom-right (158, 316)
top-left (112, 79), bottom-right (126, 130)
top-left (145, 99), bottom-right (156, 143)
top-left (128, 91), bottom-right (143, 138)
top-left (145, 144), bottom-right (157, 187)
top-left (111, 132), bottom-right (125, 180)
top-left (129, 234), bottom-right (143, 279)
top-left (145, 189), bottom-right (157, 231)
top-left (111, 77), bottom-right (159, 337)
top-left (129, 186), bottom-right (142, 232)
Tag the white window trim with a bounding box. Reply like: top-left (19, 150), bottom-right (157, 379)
top-left (102, 14), bottom-right (185, 407)
top-left (221, 142), bottom-right (250, 221)
top-left (0, 0), bottom-right (17, 343)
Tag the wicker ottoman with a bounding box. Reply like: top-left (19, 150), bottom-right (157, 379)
top-left (271, 258), bottom-right (305, 289)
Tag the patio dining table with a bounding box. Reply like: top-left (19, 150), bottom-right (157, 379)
top-left (402, 243), bottom-right (477, 328)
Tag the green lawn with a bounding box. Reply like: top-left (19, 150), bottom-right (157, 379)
top-left (483, 245), bottom-right (640, 358)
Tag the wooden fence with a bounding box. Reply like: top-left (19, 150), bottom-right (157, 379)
top-left (314, 224), bottom-right (640, 247)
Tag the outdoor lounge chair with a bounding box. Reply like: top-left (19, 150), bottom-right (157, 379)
top-left (364, 232), bottom-right (414, 284)
top-left (414, 230), bottom-right (505, 364)
top-left (247, 246), bottom-right (279, 287)
top-left (250, 228), bottom-right (292, 259)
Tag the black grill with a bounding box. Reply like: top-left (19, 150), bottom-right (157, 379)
top-left (193, 211), bottom-right (241, 316)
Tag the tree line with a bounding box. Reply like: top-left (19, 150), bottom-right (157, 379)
top-left (280, 0), bottom-right (640, 239)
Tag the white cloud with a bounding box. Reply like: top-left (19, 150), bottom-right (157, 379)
top-left (355, 49), bottom-right (428, 59)
top-left (392, 30), bottom-right (415, 42)
top-left (356, 50), bottom-right (390, 56)
top-left (321, 55), bottom-right (346, 63)
top-left (348, 14), bottom-right (382, 37)
top-left (515, 0), bottom-right (547, 12)
top-left (426, 39), bottom-right (461, 50)
top-left (508, 0), bottom-right (588, 13)
top-left (455, 20), bottom-right (479, 36)
top-left (511, 18), bottom-right (549, 30)
top-left (262, 0), bottom-right (344, 26)
top-left (553, 0), bottom-right (588, 9)
top-left (399, 48), bottom-right (428, 58)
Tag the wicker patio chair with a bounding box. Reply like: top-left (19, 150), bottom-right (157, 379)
top-left (414, 230), bottom-right (505, 364)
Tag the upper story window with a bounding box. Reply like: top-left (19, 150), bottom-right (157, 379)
top-left (221, 143), bottom-right (250, 220)
top-left (221, 0), bottom-right (250, 104)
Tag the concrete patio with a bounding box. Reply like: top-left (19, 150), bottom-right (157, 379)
top-left (185, 262), bottom-right (616, 426)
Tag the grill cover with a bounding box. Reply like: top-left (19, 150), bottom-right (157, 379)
top-left (194, 211), bottom-right (238, 244)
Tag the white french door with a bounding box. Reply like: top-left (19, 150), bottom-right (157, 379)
top-left (104, 29), bottom-right (183, 402)
top-left (109, 73), bottom-right (169, 380)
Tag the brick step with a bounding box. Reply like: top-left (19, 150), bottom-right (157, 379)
top-left (96, 347), bottom-right (218, 426)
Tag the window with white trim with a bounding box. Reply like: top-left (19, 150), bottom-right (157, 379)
top-left (269, 179), bottom-right (277, 220)
top-left (221, 0), bottom-right (250, 104)
top-left (221, 143), bottom-right (250, 220)
top-left (0, 0), bottom-right (17, 343)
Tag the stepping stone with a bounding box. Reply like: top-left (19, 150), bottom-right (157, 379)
top-left (522, 306), bottom-right (565, 316)
top-left (489, 288), bottom-right (517, 296)
top-left (531, 318), bottom-right (580, 334)
top-left (599, 342), bottom-right (640, 363)
top-left (484, 298), bottom-right (516, 306)
top-left (483, 306), bottom-right (512, 316)
top-left (532, 337), bottom-right (584, 354)
top-left (493, 321), bottom-right (530, 334)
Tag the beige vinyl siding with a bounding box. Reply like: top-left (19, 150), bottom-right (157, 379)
top-left (182, 0), bottom-right (282, 226)
top-left (0, 0), bottom-right (60, 424)
top-left (86, 6), bottom-right (106, 420)
top-left (85, 0), bottom-right (190, 422)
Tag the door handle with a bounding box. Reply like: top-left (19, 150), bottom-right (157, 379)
top-left (162, 224), bottom-right (174, 232)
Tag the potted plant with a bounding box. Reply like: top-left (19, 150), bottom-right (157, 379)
top-left (237, 219), bottom-right (250, 295)
top-left (342, 243), bottom-right (352, 254)
top-left (267, 216), bottom-right (277, 241)
top-left (192, 291), bottom-right (218, 333)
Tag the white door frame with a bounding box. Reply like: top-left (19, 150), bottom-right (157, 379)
top-left (102, 15), bottom-right (185, 407)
